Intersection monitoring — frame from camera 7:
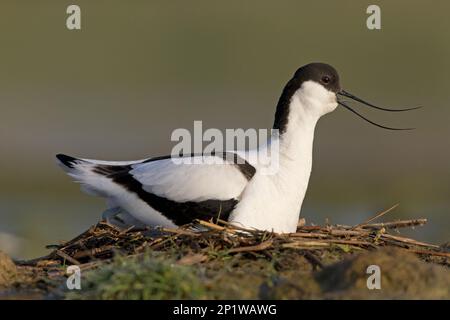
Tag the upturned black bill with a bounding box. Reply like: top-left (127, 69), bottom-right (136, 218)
top-left (336, 90), bottom-right (420, 130)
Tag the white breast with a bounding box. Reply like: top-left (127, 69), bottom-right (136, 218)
top-left (229, 85), bottom-right (322, 233)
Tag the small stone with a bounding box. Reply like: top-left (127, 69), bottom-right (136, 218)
top-left (297, 218), bottom-right (306, 227)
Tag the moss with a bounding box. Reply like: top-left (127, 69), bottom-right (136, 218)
top-left (67, 251), bottom-right (206, 300)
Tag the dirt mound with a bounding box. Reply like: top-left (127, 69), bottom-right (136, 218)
top-left (265, 248), bottom-right (450, 299)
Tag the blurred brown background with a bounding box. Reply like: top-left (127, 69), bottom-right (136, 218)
top-left (0, 0), bottom-right (449, 258)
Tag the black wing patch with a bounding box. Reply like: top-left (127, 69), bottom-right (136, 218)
top-left (111, 170), bottom-right (238, 225)
top-left (91, 152), bottom-right (254, 225)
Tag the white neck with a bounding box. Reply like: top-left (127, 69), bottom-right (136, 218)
top-left (272, 90), bottom-right (320, 218)
top-left (278, 93), bottom-right (319, 161)
top-left (230, 87), bottom-right (323, 233)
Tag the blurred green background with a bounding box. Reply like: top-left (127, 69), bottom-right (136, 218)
top-left (1, 1), bottom-right (449, 259)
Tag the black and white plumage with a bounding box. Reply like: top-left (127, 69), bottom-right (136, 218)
top-left (57, 62), bottom-right (412, 233)
top-left (57, 152), bottom-right (254, 227)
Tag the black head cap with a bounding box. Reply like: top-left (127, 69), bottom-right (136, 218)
top-left (273, 63), bottom-right (341, 133)
top-left (293, 63), bottom-right (341, 93)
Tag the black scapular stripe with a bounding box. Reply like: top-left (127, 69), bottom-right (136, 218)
top-left (92, 164), bottom-right (131, 176)
top-left (111, 170), bottom-right (238, 225)
top-left (220, 152), bottom-right (256, 180)
top-left (142, 152), bottom-right (256, 181)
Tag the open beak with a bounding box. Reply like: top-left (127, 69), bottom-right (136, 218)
top-left (336, 90), bottom-right (421, 130)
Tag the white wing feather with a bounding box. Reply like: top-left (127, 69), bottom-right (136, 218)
top-left (130, 155), bottom-right (250, 202)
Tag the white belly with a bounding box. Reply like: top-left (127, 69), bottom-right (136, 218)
top-left (229, 171), bottom-right (307, 233)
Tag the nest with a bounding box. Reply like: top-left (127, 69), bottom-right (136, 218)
top-left (18, 204), bottom-right (450, 271)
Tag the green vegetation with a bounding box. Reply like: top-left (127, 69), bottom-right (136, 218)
top-left (67, 252), bottom-right (206, 300)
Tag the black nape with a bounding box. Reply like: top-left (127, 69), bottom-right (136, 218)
top-left (273, 63), bottom-right (341, 134)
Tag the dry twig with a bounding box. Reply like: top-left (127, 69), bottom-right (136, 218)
top-left (18, 214), bottom-right (447, 270)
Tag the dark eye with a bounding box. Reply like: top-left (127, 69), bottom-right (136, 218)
top-left (321, 76), bottom-right (331, 84)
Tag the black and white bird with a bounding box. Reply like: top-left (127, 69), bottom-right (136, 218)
top-left (57, 62), bottom-right (417, 233)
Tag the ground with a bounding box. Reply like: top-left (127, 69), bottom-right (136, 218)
top-left (0, 219), bottom-right (449, 299)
